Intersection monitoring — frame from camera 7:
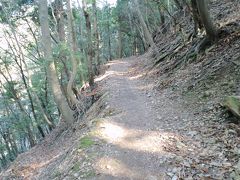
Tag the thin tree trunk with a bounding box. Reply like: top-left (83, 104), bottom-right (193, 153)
top-left (92, 0), bottom-right (100, 74)
top-left (54, 0), bottom-right (72, 103)
top-left (173, 0), bottom-right (183, 10)
top-left (4, 27), bottom-right (46, 139)
top-left (0, 70), bottom-right (36, 147)
top-left (118, 27), bottom-right (123, 58)
top-left (191, 0), bottom-right (203, 36)
top-left (33, 92), bottom-right (56, 129)
top-left (107, 6), bottom-right (112, 61)
top-left (38, 0), bottom-right (74, 126)
top-left (55, 0), bottom-right (71, 81)
top-left (82, 0), bottom-right (95, 91)
top-left (66, 0), bottom-right (80, 105)
top-left (196, 0), bottom-right (217, 40)
top-left (2, 133), bottom-right (15, 160)
top-left (158, 5), bottom-right (167, 34)
top-left (133, 0), bottom-right (156, 50)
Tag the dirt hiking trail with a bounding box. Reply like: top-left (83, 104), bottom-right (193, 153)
top-left (2, 56), bottom-right (234, 180)
top-left (93, 56), bottom-right (197, 180)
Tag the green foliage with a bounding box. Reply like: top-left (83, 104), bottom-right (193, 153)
top-left (79, 136), bottom-right (94, 149)
top-left (2, 81), bottom-right (18, 100)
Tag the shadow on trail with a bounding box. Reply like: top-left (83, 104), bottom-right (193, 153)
top-left (91, 58), bottom-right (196, 179)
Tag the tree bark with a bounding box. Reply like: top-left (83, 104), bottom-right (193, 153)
top-left (118, 27), bottom-right (123, 58)
top-left (196, 0), bottom-right (217, 40)
top-left (38, 0), bottom-right (74, 126)
top-left (133, 0), bottom-right (156, 50)
top-left (66, 0), bottom-right (80, 105)
top-left (55, 0), bottom-right (70, 78)
top-left (173, 0), bottom-right (183, 10)
top-left (107, 6), bottom-right (112, 61)
top-left (82, 0), bottom-right (95, 91)
top-left (191, 0), bottom-right (204, 35)
top-left (158, 5), bottom-right (167, 34)
top-left (92, 0), bottom-right (100, 75)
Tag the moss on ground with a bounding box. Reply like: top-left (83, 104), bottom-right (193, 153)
top-left (79, 136), bottom-right (95, 149)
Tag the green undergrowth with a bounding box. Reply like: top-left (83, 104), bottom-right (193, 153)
top-left (79, 136), bottom-right (95, 149)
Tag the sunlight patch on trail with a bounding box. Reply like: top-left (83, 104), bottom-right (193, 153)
top-left (95, 70), bottom-right (126, 82)
top-left (93, 119), bottom-right (191, 179)
top-left (106, 60), bottom-right (128, 66)
top-left (94, 119), bottom-right (184, 154)
top-left (99, 121), bottom-right (126, 141)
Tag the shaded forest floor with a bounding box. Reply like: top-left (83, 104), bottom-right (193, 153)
top-left (1, 54), bottom-right (240, 179)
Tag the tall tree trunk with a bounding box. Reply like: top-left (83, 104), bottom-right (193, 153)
top-left (66, 0), bottom-right (80, 105)
top-left (92, 0), bottom-right (100, 75)
top-left (191, 0), bottom-right (204, 36)
top-left (54, 0), bottom-right (71, 102)
top-left (118, 27), bottom-right (123, 58)
top-left (173, 0), bottom-right (183, 10)
top-left (55, 0), bottom-right (70, 78)
top-left (38, 0), bottom-right (74, 126)
top-left (196, 0), bottom-right (217, 40)
top-left (82, 0), bottom-right (95, 91)
top-left (158, 5), bottom-right (167, 34)
top-left (106, 6), bottom-right (112, 61)
top-left (55, 0), bottom-right (65, 42)
top-left (133, 0), bottom-right (156, 50)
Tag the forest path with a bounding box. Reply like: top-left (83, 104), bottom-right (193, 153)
top-left (93, 56), bottom-right (194, 179)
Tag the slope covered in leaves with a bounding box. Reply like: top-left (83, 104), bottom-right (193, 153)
top-left (135, 0), bottom-right (240, 178)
